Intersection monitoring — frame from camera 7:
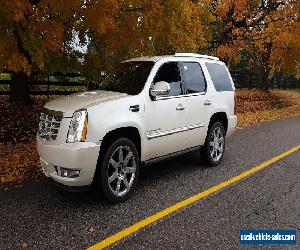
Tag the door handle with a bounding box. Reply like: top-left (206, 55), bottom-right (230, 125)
top-left (176, 104), bottom-right (186, 111)
top-left (204, 100), bottom-right (213, 106)
top-left (129, 105), bottom-right (140, 112)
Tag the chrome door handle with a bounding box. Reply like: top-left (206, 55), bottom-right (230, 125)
top-left (129, 105), bottom-right (140, 112)
top-left (176, 104), bottom-right (186, 111)
top-left (204, 100), bottom-right (212, 106)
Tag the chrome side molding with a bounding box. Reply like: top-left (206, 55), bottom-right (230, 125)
top-left (147, 123), bottom-right (204, 140)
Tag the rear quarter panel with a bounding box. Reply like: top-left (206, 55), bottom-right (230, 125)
top-left (201, 60), bottom-right (236, 130)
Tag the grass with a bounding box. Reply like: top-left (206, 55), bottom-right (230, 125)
top-left (0, 73), bottom-right (11, 80)
top-left (0, 74), bottom-right (11, 91)
top-left (0, 74), bottom-right (85, 83)
top-left (0, 89), bottom-right (300, 185)
top-left (48, 76), bottom-right (85, 83)
top-left (49, 85), bottom-right (86, 92)
top-left (236, 89), bottom-right (300, 127)
top-left (0, 75), bottom-right (87, 92)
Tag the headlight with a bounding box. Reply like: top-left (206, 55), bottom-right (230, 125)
top-left (67, 109), bottom-right (88, 143)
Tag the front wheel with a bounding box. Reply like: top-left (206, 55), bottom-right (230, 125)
top-left (96, 138), bottom-right (140, 203)
top-left (201, 122), bottom-right (225, 167)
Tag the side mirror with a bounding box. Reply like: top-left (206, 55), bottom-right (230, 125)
top-left (150, 81), bottom-right (170, 99)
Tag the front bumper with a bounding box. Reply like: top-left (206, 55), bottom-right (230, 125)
top-left (37, 136), bottom-right (101, 187)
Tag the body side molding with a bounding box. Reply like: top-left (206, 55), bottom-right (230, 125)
top-left (147, 123), bottom-right (204, 140)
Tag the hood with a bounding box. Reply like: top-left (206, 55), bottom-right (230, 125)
top-left (44, 90), bottom-right (128, 116)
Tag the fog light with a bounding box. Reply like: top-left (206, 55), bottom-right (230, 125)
top-left (60, 168), bottom-right (80, 178)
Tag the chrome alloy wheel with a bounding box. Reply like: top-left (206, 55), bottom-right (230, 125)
top-left (107, 146), bottom-right (136, 197)
top-left (209, 126), bottom-right (225, 162)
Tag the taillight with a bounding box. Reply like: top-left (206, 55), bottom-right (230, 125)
top-left (234, 91), bottom-right (237, 115)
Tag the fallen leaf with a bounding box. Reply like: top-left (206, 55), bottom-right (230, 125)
top-left (20, 242), bottom-right (28, 248)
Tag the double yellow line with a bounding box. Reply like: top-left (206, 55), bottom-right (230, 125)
top-left (88, 145), bottom-right (300, 250)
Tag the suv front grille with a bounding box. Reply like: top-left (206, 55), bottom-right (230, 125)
top-left (39, 109), bottom-right (63, 141)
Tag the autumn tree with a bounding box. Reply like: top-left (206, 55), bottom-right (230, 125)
top-left (0, 0), bottom-right (82, 105)
top-left (80, 0), bottom-right (209, 83)
top-left (206, 0), bottom-right (300, 90)
top-left (1, 0), bottom-right (299, 104)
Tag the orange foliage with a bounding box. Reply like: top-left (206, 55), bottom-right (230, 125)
top-left (210, 0), bottom-right (300, 78)
top-left (0, 0), bottom-right (299, 81)
top-left (0, 0), bottom-right (81, 74)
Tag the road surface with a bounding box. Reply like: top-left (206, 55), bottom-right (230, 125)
top-left (1, 117), bottom-right (300, 249)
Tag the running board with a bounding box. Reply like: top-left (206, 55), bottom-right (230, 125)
top-left (143, 146), bottom-right (201, 167)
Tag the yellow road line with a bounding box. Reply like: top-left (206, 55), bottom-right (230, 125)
top-left (88, 145), bottom-right (300, 250)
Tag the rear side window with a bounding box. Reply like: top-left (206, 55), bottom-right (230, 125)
top-left (182, 62), bottom-right (206, 94)
top-left (205, 63), bottom-right (233, 92)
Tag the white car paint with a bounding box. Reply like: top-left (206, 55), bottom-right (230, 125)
top-left (37, 54), bottom-right (237, 188)
top-left (45, 91), bottom-right (128, 116)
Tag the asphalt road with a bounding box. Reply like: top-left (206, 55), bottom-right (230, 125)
top-left (1, 117), bottom-right (300, 249)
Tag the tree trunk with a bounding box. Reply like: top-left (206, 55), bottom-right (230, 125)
top-left (260, 42), bottom-right (273, 92)
top-left (262, 72), bottom-right (269, 91)
top-left (257, 65), bottom-right (268, 91)
top-left (10, 72), bottom-right (30, 105)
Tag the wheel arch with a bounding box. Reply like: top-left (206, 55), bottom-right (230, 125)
top-left (209, 112), bottom-right (228, 134)
top-left (99, 127), bottom-right (142, 162)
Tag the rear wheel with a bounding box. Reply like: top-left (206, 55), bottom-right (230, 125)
top-left (96, 138), bottom-right (139, 203)
top-left (201, 122), bottom-right (225, 167)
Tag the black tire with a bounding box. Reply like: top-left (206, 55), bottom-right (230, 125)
top-left (96, 138), bottom-right (140, 203)
top-left (201, 122), bottom-right (226, 167)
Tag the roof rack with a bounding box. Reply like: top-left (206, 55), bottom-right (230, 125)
top-left (174, 53), bottom-right (219, 61)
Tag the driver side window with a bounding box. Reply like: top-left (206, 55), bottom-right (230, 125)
top-left (153, 62), bottom-right (183, 96)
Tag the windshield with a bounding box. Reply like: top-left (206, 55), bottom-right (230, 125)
top-left (99, 61), bottom-right (154, 95)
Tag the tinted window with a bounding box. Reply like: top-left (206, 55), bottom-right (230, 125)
top-left (205, 63), bottom-right (233, 92)
top-left (182, 62), bottom-right (206, 93)
top-left (99, 61), bottom-right (154, 95)
top-left (154, 62), bottom-right (183, 96)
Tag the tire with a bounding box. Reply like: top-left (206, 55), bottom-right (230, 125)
top-left (96, 138), bottom-right (140, 203)
top-left (201, 122), bottom-right (226, 167)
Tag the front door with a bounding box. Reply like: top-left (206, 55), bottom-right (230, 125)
top-left (145, 62), bottom-right (188, 160)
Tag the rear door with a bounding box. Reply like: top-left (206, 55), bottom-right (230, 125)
top-left (181, 62), bottom-right (212, 147)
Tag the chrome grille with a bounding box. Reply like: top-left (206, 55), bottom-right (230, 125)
top-left (39, 109), bottom-right (63, 141)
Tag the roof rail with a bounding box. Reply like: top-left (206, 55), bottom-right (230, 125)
top-left (174, 53), bottom-right (219, 61)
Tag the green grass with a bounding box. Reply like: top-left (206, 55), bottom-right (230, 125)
top-left (0, 74), bottom-right (85, 83)
top-left (48, 76), bottom-right (85, 83)
top-left (0, 73), bottom-right (11, 80)
top-left (49, 85), bottom-right (86, 92)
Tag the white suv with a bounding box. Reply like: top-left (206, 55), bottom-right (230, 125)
top-left (37, 53), bottom-right (237, 202)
